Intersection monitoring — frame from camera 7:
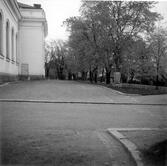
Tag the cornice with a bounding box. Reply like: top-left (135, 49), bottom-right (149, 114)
top-left (21, 17), bottom-right (47, 23)
top-left (20, 18), bottom-right (48, 37)
top-left (3, 0), bottom-right (21, 22)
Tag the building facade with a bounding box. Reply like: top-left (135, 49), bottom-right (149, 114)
top-left (0, 0), bottom-right (47, 83)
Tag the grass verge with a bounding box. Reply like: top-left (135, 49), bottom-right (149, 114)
top-left (121, 130), bottom-right (167, 166)
top-left (77, 80), bottom-right (167, 95)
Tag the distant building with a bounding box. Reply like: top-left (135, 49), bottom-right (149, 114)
top-left (0, 0), bottom-right (48, 83)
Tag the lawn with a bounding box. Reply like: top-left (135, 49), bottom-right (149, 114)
top-left (109, 86), bottom-right (167, 95)
top-left (77, 80), bottom-right (167, 95)
top-left (121, 130), bottom-right (167, 166)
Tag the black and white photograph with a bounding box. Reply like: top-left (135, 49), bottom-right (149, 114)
top-left (0, 0), bottom-right (167, 165)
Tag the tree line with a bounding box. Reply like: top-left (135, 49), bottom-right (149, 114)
top-left (45, 1), bottom-right (167, 86)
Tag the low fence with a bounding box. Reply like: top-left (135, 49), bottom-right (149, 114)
top-left (112, 83), bottom-right (167, 92)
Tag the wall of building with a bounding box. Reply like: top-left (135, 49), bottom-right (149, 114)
top-left (0, 0), bottom-right (20, 82)
top-left (19, 21), bottom-right (45, 77)
top-left (0, 1), bottom-right (47, 83)
top-left (18, 8), bottom-right (46, 79)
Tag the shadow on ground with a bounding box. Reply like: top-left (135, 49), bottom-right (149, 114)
top-left (142, 140), bottom-right (167, 166)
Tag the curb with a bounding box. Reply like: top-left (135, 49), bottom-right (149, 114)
top-left (107, 129), bottom-right (144, 166)
top-left (0, 99), bottom-right (167, 106)
top-left (0, 82), bottom-right (9, 87)
top-left (0, 81), bottom-right (21, 87)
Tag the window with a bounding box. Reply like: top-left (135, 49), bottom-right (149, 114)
top-left (0, 11), bottom-right (3, 55)
top-left (16, 33), bottom-right (18, 64)
top-left (11, 28), bottom-right (14, 61)
top-left (6, 20), bottom-right (10, 59)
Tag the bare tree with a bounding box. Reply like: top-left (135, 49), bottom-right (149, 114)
top-left (45, 40), bottom-right (68, 79)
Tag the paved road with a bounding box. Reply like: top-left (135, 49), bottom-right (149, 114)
top-left (1, 80), bottom-right (167, 104)
top-left (0, 80), bottom-right (140, 103)
top-left (0, 80), bottom-right (167, 166)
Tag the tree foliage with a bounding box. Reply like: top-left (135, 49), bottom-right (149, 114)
top-left (147, 26), bottom-right (167, 86)
top-left (80, 1), bottom-right (160, 71)
top-left (43, 1), bottom-right (167, 86)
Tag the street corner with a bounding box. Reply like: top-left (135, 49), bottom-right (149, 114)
top-left (96, 130), bottom-right (136, 166)
top-left (107, 128), bottom-right (167, 166)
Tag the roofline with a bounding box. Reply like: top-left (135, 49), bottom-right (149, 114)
top-left (17, 2), bottom-right (35, 9)
top-left (18, 2), bottom-right (42, 9)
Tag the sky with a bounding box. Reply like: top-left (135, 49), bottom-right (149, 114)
top-left (17, 0), bottom-right (167, 41)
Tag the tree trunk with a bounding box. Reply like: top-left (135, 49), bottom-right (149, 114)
top-left (68, 72), bottom-right (72, 80)
top-left (94, 72), bottom-right (97, 83)
top-left (130, 71), bottom-right (134, 82)
top-left (85, 71), bottom-right (88, 80)
top-left (93, 66), bottom-right (98, 83)
top-left (45, 68), bottom-right (50, 79)
top-left (105, 70), bottom-right (111, 84)
top-left (100, 68), bottom-right (105, 82)
top-left (45, 63), bottom-right (50, 79)
top-left (89, 70), bottom-right (93, 83)
top-left (60, 67), bottom-right (63, 80)
top-left (156, 64), bottom-right (159, 90)
top-left (82, 71), bottom-right (86, 80)
top-left (73, 74), bottom-right (76, 80)
top-left (115, 60), bottom-right (121, 72)
top-left (56, 66), bottom-right (60, 79)
top-left (121, 73), bottom-right (127, 83)
top-left (114, 46), bottom-right (121, 72)
top-left (156, 74), bottom-right (159, 90)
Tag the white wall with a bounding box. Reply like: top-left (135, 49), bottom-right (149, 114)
top-left (19, 21), bottom-right (45, 76)
top-left (0, 0), bottom-right (19, 76)
top-left (0, 1), bottom-right (47, 79)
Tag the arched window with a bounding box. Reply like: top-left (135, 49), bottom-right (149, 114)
top-left (6, 20), bottom-right (9, 59)
top-left (11, 28), bottom-right (14, 61)
top-left (16, 33), bottom-right (18, 63)
top-left (0, 11), bottom-right (3, 55)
